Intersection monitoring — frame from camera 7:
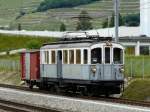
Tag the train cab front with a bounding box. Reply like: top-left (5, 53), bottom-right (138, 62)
top-left (89, 42), bottom-right (125, 95)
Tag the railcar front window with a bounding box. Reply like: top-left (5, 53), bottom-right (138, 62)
top-left (84, 49), bottom-right (88, 64)
top-left (91, 48), bottom-right (102, 64)
top-left (105, 47), bottom-right (110, 64)
top-left (69, 50), bottom-right (74, 64)
top-left (113, 48), bottom-right (123, 64)
top-left (76, 49), bottom-right (81, 64)
top-left (51, 51), bottom-right (56, 64)
top-left (63, 50), bottom-right (68, 64)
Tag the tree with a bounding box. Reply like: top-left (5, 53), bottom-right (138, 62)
top-left (109, 13), bottom-right (114, 27)
top-left (60, 22), bottom-right (66, 31)
top-left (123, 14), bottom-right (140, 26)
top-left (119, 13), bottom-right (124, 26)
top-left (76, 10), bottom-right (93, 31)
top-left (106, 13), bottom-right (124, 27)
top-left (102, 18), bottom-right (108, 28)
top-left (18, 23), bottom-right (22, 31)
top-left (37, 0), bottom-right (99, 12)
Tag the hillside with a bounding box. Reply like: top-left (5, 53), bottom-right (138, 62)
top-left (0, 0), bottom-right (43, 26)
top-left (0, 0), bottom-right (139, 31)
top-left (37, 0), bottom-right (100, 11)
top-left (0, 34), bottom-right (56, 52)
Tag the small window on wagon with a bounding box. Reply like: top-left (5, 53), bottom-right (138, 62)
top-left (44, 51), bottom-right (49, 64)
top-left (51, 50), bottom-right (56, 64)
top-left (84, 49), bottom-right (88, 64)
top-left (113, 48), bottom-right (123, 64)
top-left (76, 49), bottom-right (81, 64)
top-left (69, 50), bottom-right (74, 64)
top-left (63, 50), bottom-right (68, 64)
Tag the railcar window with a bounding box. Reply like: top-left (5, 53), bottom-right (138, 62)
top-left (63, 50), bottom-right (68, 64)
top-left (91, 48), bottom-right (102, 64)
top-left (51, 51), bottom-right (56, 64)
top-left (105, 47), bottom-right (110, 64)
top-left (76, 49), bottom-right (81, 64)
top-left (113, 48), bottom-right (123, 64)
top-left (69, 50), bottom-right (74, 64)
top-left (84, 49), bottom-right (88, 64)
top-left (44, 51), bottom-right (49, 64)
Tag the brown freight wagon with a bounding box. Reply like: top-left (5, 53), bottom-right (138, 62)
top-left (20, 50), bottom-right (40, 88)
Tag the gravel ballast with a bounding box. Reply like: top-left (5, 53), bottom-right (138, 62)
top-left (0, 87), bottom-right (150, 112)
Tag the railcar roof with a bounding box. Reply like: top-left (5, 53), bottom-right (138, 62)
top-left (41, 42), bottom-right (93, 49)
top-left (40, 39), bottom-right (122, 49)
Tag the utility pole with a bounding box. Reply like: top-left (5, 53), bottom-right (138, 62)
top-left (114, 0), bottom-right (119, 43)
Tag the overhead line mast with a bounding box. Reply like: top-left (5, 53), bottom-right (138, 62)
top-left (114, 0), bottom-right (119, 43)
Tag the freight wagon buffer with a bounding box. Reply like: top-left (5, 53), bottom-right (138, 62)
top-left (21, 39), bottom-right (124, 96)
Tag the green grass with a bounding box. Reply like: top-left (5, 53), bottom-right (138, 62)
top-left (0, 0), bottom-right (139, 30)
top-left (0, 34), bottom-right (57, 51)
top-left (122, 79), bottom-right (150, 101)
top-left (0, 54), bottom-right (20, 61)
top-left (125, 56), bottom-right (150, 78)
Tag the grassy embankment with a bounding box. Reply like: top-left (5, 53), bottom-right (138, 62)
top-left (123, 56), bottom-right (150, 101)
top-left (122, 79), bottom-right (150, 101)
top-left (0, 34), bottom-right (56, 52)
top-left (0, 34), bottom-right (56, 85)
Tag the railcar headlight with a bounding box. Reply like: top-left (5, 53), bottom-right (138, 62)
top-left (120, 66), bottom-right (124, 73)
top-left (91, 66), bottom-right (97, 74)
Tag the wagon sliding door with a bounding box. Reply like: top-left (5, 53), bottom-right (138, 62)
top-left (57, 51), bottom-right (62, 79)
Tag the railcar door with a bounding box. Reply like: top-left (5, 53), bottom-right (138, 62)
top-left (57, 51), bottom-right (62, 79)
top-left (103, 47), bottom-right (113, 80)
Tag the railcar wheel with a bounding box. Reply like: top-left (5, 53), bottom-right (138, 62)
top-left (55, 85), bottom-right (60, 94)
top-left (80, 87), bottom-right (88, 96)
top-left (87, 91), bottom-right (94, 97)
top-left (50, 84), bottom-right (60, 94)
top-left (105, 92), bottom-right (110, 97)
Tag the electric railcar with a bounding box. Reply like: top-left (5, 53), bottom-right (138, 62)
top-left (21, 33), bottom-right (124, 96)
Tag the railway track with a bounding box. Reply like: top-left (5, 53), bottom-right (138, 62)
top-left (0, 84), bottom-right (150, 108)
top-left (0, 99), bottom-right (60, 112)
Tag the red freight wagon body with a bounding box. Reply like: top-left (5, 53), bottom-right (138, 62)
top-left (30, 51), bottom-right (40, 80)
top-left (20, 51), bottom-right (40, 81)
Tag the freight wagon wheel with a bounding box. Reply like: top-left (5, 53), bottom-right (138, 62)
top-left (29, 84), bottom-right (33, 89)
top-left (50, 85), bottom-right (60, 94)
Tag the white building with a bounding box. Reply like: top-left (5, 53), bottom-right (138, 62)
top-left (140, 0), bottom-right (150, 36)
